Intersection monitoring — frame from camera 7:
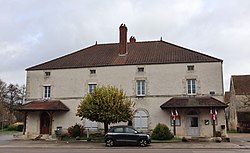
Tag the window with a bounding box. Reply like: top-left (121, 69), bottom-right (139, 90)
top-left (187, 65), bottom-right (194, 71)
top-left (211, 116), bottom-right (218, 125)
top-left (190, 117), bottom-right (199, 127)
top-left (187, 79), bottom-right (196, 95)
top-left (113, 127), bottom-right (123, 133)
top-left (44, 86), bottom-right (51, 99)
top-left (124, 127), bottom-right (136, 133)
top-left (134, 110), bottom-right (148, 131)
top-left (85, 119), bottom-right (98, 129)
top-left (45, 72), bottom-right (51, 77)
top-left (137, 67), bottom-right (144, 72)
top-left (136, 80), bottom-right (145, 96)
top-left (90, 69), bottom-right (96, 74)
top-left (88, 83), bottom-right (97, 93)
top-left (171, 116), bottom-right (181, 126)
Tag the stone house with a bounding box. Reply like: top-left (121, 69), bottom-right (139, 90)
top-left (17, 24), bottom-right (227, 139)
top-left (226, 75), bottom-right (250, 132)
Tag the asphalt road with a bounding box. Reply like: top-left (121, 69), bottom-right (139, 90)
top-left (0, 148), bottom-right (249, 153)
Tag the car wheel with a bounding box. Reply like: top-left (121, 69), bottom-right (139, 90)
top-left (139, 139), bottom-right (147, 147)
top-left (106, 139), bottom-right (114, 147)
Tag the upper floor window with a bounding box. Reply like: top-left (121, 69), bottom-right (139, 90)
top-left (43, 85), bottom-right (51, 99)
top-left (137, 67), bottom-right (144, 72)
top-left (187, 79), bottom-right (196, 95)
top-left (90, 69), bottom-right (96, 74)
top-left (187, 65), bottom-right (194, 71)
top-left (88, 83), bottom-right (97, 93)
top-left (45, 72), bottom-right (51, 77)
top-left (136, 80), bottom-right (146, 96)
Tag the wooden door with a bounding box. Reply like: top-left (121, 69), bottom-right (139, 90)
top-left (40, 112), bottom-right (50, 134)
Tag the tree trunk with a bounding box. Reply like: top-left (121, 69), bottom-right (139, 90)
top-left (104, 122), bottom-right (109, 134)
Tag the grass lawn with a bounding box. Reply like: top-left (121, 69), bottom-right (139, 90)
top-left (61, 134), bottom-right (105, 142)
top-left (0, 129), bottom-right (20, 134)
top-left (151, 137), bottom-right (182, 143)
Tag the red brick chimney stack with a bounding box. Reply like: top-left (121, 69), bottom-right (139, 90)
top-left (119, 24), bottom-right (128, 55)
top-left (129, 36), bottom-right (136, 43)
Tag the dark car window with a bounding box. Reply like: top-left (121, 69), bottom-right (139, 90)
top-left (124, 127), bottom-right (136, 133)
top-left (113, 127), bottom-right (123, 133)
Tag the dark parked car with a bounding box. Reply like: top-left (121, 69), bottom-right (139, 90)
top-left (104, 125), bottom-right (151, 147)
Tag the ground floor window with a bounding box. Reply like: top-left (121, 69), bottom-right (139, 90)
top-left (85, 119), bottom-right (98, 129)
top-left (171, 116), bottom-right (181, 126)
top-left (134, 109), bottom-right (148, 131)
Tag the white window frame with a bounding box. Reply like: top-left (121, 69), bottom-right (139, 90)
top-left (43, 85), bottom-right (51, 99)
top-left (136, 80), bottom-right (146, 96)
top-left (171, 116), bottom-right (181, 126)
top-left (85, 119), bottom-right (98, 129)
top-left (187, 79), bottom-right (196, 95)
top-left (88, 83), bottom-right (97, 93)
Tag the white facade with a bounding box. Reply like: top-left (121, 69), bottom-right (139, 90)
top-left (24, 62), bottom-right (226, 138)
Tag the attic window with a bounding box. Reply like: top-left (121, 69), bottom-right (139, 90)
top-left (187, 65), bottom-right (194, 71)
top-left (90, 69), bottom-right (96, 74)
top-left (138, 67), bottom-right (144, 72)
top-left (45, 72), bottom-right (51, 77)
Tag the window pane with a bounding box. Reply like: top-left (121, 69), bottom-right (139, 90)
top-left (114, 127), bottom-right (123, 133)
top-left (187, 79), bottom-right (196, 95)
top-left (137, 81), bottom-right (140, 95)
top-left (136, 80), bottom-right (145, 96)
top-left (191, 117), bottom-right (198, 127)
top-left (171, 116), bottom-right (181, 126)
top-left (85, 119), bottom-right (97, 129)
top-left (88, 84), bottom-right (96, 93)
top-left (125, 127), bottom-right (135, 133)
top-left (44, 86), bottom-right (51, 98)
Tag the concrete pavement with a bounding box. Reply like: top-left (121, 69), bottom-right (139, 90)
top-left (0, 133), bottom-right (250, 149)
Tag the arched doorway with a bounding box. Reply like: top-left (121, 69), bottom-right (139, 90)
top-left (40, 112), bottom-right (51, 134)
top-left (134, 109), bottom-right (149, 131)
top-left (186, 110), bottom-right (200, 136)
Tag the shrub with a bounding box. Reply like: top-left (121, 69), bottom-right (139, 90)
top-left (7, 124), bottom-right (18, 131)
top-left (151, 123), bottom-right (174, 140)
top-left (17, 124), bottom-right (24, 132)
top-left (67, 123), bottom-right (85, 138)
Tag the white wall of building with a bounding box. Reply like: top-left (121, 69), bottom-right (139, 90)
top-left (25, 62), bottom-right (224, 137)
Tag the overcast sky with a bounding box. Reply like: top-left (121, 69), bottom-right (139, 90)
top-left (1, 0), bottom-right (250, 91)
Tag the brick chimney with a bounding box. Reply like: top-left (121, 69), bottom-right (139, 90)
top-left (129, 36), bottom-right (136, 43)
top-left (119, 24), bottom-right (127, 55)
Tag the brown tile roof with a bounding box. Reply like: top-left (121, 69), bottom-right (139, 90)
top-left (27, 41), bottom-right (222, 70)
top-left (232, 75), bottom-right (250, 95)
top-left (160, 96), bottom-right (227, 109)
top-left (16, 101), bottom-right (70, 111)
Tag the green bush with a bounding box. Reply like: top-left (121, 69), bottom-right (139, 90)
top-left (151, 123), bottom-right (174, 140)
top-left (7, 124), bottom-right (18, 131)
top-left (17, 124), bottom-right (24, 132)
top-left (67, 123), bottom-right (85, 138)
